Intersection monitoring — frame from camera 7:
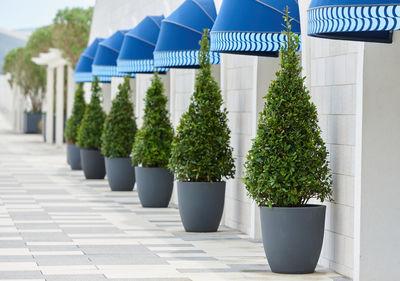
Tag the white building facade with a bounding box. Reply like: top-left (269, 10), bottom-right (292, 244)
top-left (88, 1), bottom-right (400, 281)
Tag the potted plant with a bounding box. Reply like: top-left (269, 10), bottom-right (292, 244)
top-left (77, 77), bottom-right (106, 179)
top-left (132, 73), bottom-right (174, 207)
top-left (64, 83), bottom-right (86, 170)
top-left (101, 76), bottom-right (137, 191)
top-left (244, 14), bottom-right (333, 274)
top-left (169, 30), bottom-right (235, 232)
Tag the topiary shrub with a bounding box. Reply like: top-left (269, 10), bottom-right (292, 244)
top-left (244, 14), bottom-right (332, 208)
top-left (64, 83), bottom-right (86, 144)
top-left (132, 73), bottom-right (173, 168)
top-left (77, 77), bottom-right (106, 150)
top-left (169, 30), bottom-right (235, 182)
top-left (101, 76), bottom-right (137, 158)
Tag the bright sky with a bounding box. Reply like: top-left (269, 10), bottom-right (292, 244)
top-left (0, 0), bottom-right (96, 30)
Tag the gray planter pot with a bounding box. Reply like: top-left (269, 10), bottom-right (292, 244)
top-left (135, 167), bottom-right (173, 207)
top-left (177, 181), bottom-right (225, 232)
top-left (260, 205), bottom-right (326, 274)
top-left (80, 148), bottom-right (105, 179)
top-left (67, 143), bottom-right (82, 170)
top-left (23, 112), bottom-right (42, 134)
top-left (104, 157), bottom-right (135, 191)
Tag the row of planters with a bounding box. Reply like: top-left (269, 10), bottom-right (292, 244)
top-left (64, 22), bottom-right (332, 275)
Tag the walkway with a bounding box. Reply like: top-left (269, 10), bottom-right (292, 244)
top-left (0, 116), bottom-right (348, 281)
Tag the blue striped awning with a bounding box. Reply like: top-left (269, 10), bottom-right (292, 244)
top-left (210, 0), bottom-right (301, 57)
top-left (74, 38), bottom-right (103, 83)
top-left (154, 0), bottom-right (220, 68)
top-left (118, 16), bottom-right (168, 73)
top-left (92, 30), bottom-right (128, 83)
top-left (308, 0), bottom-right (400, 42)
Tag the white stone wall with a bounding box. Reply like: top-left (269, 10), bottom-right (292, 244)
top-left (308, 37), bottom-right (360, 278)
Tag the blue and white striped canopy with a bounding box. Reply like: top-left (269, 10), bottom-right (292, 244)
top-left (154, 0), bottom-right (220, 68)
top-left (74, 38), bottom-right (103, 83)
top-left (118, 16), bottom-right (168, 73)
top-left (308, 0), bottom-right (400, 42)
top-left (210, 0), bottom-right (301, 57)
top-left (92, 30), bottom-right (128, 83)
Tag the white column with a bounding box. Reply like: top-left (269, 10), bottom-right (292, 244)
top-left (46, 67), bottom-right (55, 144)
top-left (55, 65), bottom-right (64, 146)
top-left (160, 72), bottom-right (171, 114)
top-left (102, 83), bottom-right (111, 113)
top-left (66, 66), bottom-right (75, 118)
top-left (355, 33), bottom-right (400, 281)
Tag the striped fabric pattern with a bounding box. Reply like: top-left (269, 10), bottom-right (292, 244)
top-left (211, 32), bottom-right (291, 53)
top-left (74, 72), bottom-right (93, 83)
top-left (153, 50), bottom-right (220, 68)
top-left (92, 65), bottom-right (125, 77)
top-left (117, 59), bottom-right (169, 73)
top-left (308, 4), bottom-right (400, 35)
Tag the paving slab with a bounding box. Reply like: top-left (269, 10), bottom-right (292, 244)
top-left (0, 115), bottom-right (350, 281)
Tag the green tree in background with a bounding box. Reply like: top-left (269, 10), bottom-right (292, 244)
top-left (244, 13), bottom-right (332, 208)
top-left (77, 77), bottom-right (106, 150)
top-left (101, 76), bottom-right (137, 158)
top-left (2, 25), bottom-right (54, 113)
top-left (64, 83), bottom-right (86, 144)
top-left (132, 73), bottom-right (174, 168)
top-left (169, 30), bottom-right (235, 182)
top-left (52, 7), bottom-right (94, 66)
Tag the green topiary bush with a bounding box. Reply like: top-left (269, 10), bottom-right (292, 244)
top-left (77, 77), bottom-right (106, 150)
top-left (169, 30), bottom-right (235, 182)
top-left (132, 73), bottom-right (173, 168)
top-left (64, 83), bottom-right (86, 144)
top-left (101, 76), bottom-right (137, 158)
top-left (244, 13), bottom-right (332, 208)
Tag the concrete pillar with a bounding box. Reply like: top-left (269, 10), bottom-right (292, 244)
top-left (66, 66), bottom-right (75, 118)
top-left (354, 33), bottom-right (400, 281)
top-left (55, 65), bottom-right (64, 146)
top-left (46, 67), bottom-right (55, 144)
top-left (102, 83), bottom-right (111, 113)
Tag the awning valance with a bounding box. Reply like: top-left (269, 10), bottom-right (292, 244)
top-left (154, 0), bottom-right (220, 68)
top-left (74, 38), bottom-right (103, 83)
top-left (92, 30), bottom-right (127, 83)
top-left (118, 16), bottom-right (168, 73)
top-left (210, 0), bottom-right (301, 57)
top-left (308, 0), bottom-right (400, 42)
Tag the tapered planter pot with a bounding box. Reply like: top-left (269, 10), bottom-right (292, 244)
top-left (80, 149), bottom-right (105, 179)
top-left (104, 157), bottom-right (135, 191)
top-left (67, 143), bottom-right (82, 170)
top-left (177, 181), bottom-right (225, 232)
top-left (260, 205), bottom-right (326, 274)
top-left (23, 112), bottom-right (42, 134)
top-left (135, 167), bottom-right (173, 207)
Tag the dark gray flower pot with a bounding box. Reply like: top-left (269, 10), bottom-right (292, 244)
top-left (67, 143), bottom-right (82, 170)
top-left (260, 205), bottom-right (326, 274)
top-left (135, 167), bottom-right (173, 207)
top-left (104, 157), bottom-right (135, 191)
top-left (23, 112), bottom-right (42, 134)
top-left (177, 181), bottom-right (225, 232)
top-left (80, 148), bottom-right (105, 179)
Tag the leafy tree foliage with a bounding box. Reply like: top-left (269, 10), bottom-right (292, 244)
top-left (52, 7), bottom-right (93, 66)
top-left (132, 73), bottom-right (173, 168)
top-left (64, 83), bottom-right (86, 144)
top-left (169, 30), bottom-right (235, 182)
top-left (101, 76), bottom-right (137, 158)
top-left (26, 25), bottom-right (54, 55)
top-left (77, 77), bottom-right (105, 150)
top-left (244, 13), bottom-right (332, 208)
top-left (2, 25), bottom-right (54, 113)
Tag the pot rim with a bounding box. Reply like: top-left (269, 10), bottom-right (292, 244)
top-left (260, 204), bottom-right (326, 210)
top-left (105, 156), bottom-right (131, 160)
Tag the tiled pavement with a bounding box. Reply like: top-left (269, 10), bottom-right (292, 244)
top-left (0, 117), bottom-right (350, 281)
